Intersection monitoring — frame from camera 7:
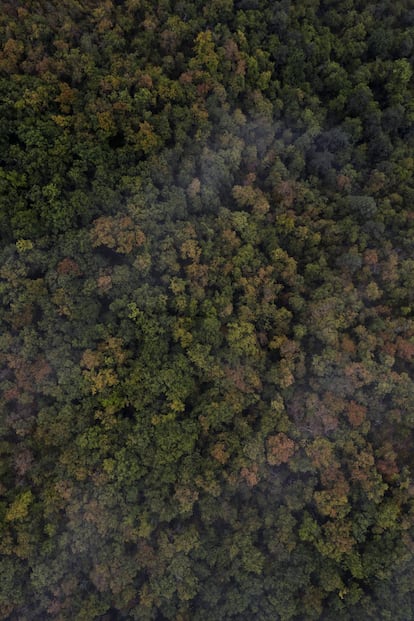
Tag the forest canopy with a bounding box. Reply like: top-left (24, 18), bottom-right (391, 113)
top-left (1, 1), bottom-right (414, 619)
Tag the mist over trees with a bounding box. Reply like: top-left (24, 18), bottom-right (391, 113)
top-left (1, 1), bottom-right (414, 619)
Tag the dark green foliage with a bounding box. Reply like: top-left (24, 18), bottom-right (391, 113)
top-left (1, 1), bottom-right (414, 619)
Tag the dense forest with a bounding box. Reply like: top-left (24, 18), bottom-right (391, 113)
top-left (1, 0), bottom-right (414, 619)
